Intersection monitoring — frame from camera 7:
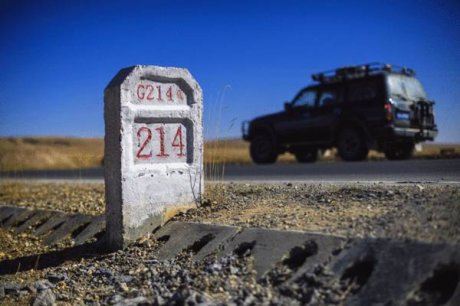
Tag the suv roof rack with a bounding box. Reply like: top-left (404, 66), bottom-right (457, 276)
top-left (311, 62), bottom-right (416, 83)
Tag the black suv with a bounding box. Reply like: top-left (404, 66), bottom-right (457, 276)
top-left (242, 63), bottom-right (438, 164)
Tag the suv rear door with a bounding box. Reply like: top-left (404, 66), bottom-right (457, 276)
top-left (344, 76), bottom-right (385, 129)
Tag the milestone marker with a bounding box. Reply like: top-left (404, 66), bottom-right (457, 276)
top-left (104, 65), bottom-right (203, 249)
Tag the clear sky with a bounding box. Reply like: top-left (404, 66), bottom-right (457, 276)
top-left (1, 0), bottom-right (459, 142)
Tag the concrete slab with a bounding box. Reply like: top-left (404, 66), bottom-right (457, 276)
top-left (34, 212), bottom-right (69, 236)
top-left (217, 228), bottom-right (341, 278)
top-left (152, 221), bottom-right (460, 305)
top-left (283, 233), bottom-right (347, 283)
top-left (154, 222), bottom-right (239, 261)
top-left (154, 222), bottom-right (346, 278)
top-left (73, 215), bottom-right (106, 246)
top-left (2, 209), bottom-right (35, 228)
top-left (43, 214), bottom-right (92, 246)
top-left (15, 210), bottom-right (54, 234)
top-left (0, 206), bottom-right (24, 227)
top-left (329, 239), bottom-right (460, 306)
top-left (0, 206), bottom-right (106, 246)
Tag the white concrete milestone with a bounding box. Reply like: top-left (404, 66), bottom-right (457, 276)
top-left (104, 65), bottom-right (203, 249)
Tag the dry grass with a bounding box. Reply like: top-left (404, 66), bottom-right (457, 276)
top-left (204, 139), bottom-right (460, 163)
top-left (0, 137), bottom-right (459, 171)
top-left (204, 139), bottom-right (296, 164)
top-left (0, 137), bottom-right (103, 171)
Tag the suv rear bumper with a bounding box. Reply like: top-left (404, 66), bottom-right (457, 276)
top-left (385, 126), bottom-right (438, 141)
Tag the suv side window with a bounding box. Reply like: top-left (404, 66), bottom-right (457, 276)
top-left (318, 90), bottom-right (339, 107)
top-left (292, 90), bottom-right (317, 108)
top-left (348, 80), bottom-right (378, 102)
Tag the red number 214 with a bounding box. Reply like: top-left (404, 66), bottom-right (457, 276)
top-left (136, 126), bottom-right (185, 159)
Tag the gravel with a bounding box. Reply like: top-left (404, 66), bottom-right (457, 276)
top-left (2, 238), bottom-right (317, 305)
top-left (0, 181), bottom-right (459, 305)
top-left (0, 182), bottom-right (105, 215)
top-left (177, 182), bottom-right (460, 244)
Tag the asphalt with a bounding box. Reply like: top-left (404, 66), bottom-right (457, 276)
top-left (221, 158), bottom-right (460, 183)
top-left (1, 159), bottom-right (459, 183)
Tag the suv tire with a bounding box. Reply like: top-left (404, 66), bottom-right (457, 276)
top-left (295, 148), bottom-right (320, 163)
top-left (384, 143), bottom-right (414, 160)
top-left (337, 128), bottom-right (369, 161)
top-left (250, 133), bottom-right (278, 164)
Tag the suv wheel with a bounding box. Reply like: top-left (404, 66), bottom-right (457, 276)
top-left (295, 148), bottom-right (320, 163)
top-left (384, 143), bottom-right (414, 160)
top-left (250, 133), bottom-right (278, 164)
top-left (337, 128), bottom-right (369, 161)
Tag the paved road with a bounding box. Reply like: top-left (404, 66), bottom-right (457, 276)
top-left (1, 159), bottom-right (459, 183)
top-left (221, 159), bottom-right (460, 183)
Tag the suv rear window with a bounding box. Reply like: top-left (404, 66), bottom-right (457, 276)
top-left (387, 75), bottom-right (427, 101)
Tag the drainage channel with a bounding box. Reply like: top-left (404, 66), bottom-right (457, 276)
top-left (0, 206), bottom-right (105, 247)
top-left (1, 205), bottom-right (460, 305)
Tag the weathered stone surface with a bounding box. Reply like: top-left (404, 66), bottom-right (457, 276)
top-left (104, 65), bottom-right (203, 249)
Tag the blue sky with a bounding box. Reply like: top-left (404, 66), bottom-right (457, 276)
top-left (1, 0), bottom-right (459, 142)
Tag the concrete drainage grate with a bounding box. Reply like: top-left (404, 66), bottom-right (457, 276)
top-left (154, 222), bottom-right (239, 262)
top-left (154, 221), bottom-right (460, 305)
top-left (1, 206), bottom-right (460, 304)
top-left (153, 222), bottom-right (347, 279)
top-left (0, 206), bottom-right (105, 247)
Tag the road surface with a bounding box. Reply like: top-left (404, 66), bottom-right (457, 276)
top-left (1, 159), bottom-right (459, 183)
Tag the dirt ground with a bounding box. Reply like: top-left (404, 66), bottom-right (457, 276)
top-left (0, 181), bottom-right (459, 305)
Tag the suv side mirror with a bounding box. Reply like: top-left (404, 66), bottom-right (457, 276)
top-left (284, 102), bottom-right (292, 112)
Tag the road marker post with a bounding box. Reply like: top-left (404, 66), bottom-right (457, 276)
top-left (104, 65), bottom-right (203, 249)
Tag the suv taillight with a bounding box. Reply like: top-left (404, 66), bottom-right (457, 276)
top-left (384, 103), bottom-right (393, 122)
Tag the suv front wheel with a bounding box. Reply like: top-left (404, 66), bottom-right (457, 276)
top-left (250, 133), bottom-right (278, 164)
top-left (337, 128), bottom-right (369, 161)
